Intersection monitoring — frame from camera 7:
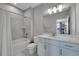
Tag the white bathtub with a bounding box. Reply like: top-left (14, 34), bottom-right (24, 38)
top-left (12, 38), bottom-right (30, 56)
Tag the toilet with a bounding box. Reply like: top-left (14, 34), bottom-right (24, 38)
top-left (23, 43), bottom-right (37, 56)
top-left (22, 36), bottom-right (39, 56)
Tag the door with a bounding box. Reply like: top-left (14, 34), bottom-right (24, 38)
top-left (46, 43), bottom-right (60, 56)
top-left (62, 48), bottom-right (79, 56)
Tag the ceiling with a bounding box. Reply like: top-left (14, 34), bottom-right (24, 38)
top-left (12, 3), bottom-right (41, 10)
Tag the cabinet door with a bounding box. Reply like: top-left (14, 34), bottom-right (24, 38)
top-left (37, 42), bottom-right (45, 56)
top-left (62, 48), bottom-right (79, 56)
top-left (46, 44), bottom-right (60, 56)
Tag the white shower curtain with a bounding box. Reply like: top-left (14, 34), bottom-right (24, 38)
top-left (2, 10), bottom-right (12, 56)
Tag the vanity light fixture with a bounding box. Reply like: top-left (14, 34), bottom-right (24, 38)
top-left (14, 3), bottom-right (17, 5)
top-left (58, 4), bottom-right (63, 12)
top-left (48, 8), bottom-right (52, 15)
top-left (48, 4), bottom-right (63, 15)
top-left (52, 7), bottom-right (57, 13)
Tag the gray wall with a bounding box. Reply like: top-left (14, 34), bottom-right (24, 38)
top-left (43, 10), bottom-right (70, 34)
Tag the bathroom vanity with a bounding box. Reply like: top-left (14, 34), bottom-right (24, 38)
top-left (36, 35), bottom-right (79, 56)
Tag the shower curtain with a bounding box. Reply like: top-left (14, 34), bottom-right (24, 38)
top-left (1, 10), bottom-right (12, 56)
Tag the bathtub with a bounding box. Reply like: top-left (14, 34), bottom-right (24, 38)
top-left (12, 38), bottom-right (30, 56)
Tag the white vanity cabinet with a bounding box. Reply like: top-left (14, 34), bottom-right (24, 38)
top-left (37, 37), bottom-right (79, 56)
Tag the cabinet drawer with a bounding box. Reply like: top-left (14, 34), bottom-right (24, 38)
top-left (60, 41), bottom-right (79, 51)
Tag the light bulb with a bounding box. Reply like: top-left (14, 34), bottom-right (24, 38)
top-left (14, 3), bottom-right (16, 5)
top-left (58, 4), bottom-right (63, 12)
top-left (48, 8), bottom-right (52, 15)
top-left (52, 7), bottom-right (57, 13)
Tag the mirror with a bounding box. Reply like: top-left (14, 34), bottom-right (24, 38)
top-left (43, 7), bottom-right (70, 35)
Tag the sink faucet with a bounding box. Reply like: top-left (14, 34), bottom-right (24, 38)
top-left (52, 32), bottom-right (56, 36)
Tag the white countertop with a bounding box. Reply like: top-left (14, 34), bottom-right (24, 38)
top-left (36, 34), bottom-right (79, 44)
